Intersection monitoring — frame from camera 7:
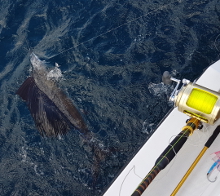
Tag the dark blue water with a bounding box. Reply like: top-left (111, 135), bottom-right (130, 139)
top-left (0, 0), bottom-right (220, 195)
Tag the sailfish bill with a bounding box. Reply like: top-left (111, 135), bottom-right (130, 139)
top-left (16, 53), bottom-right (89, 137)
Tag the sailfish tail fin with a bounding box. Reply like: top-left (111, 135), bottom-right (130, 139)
top-left (16, 77), bottom-right (72, 136)
top-left (79, 133), bottom-right (114, 188)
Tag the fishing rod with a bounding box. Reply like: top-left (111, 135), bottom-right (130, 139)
top-left (132, 71), bottom-right (220, 196)
top-left (131, 118), bottom-right (201, 196)
top-left (171, 125), bottom-right (220, 196)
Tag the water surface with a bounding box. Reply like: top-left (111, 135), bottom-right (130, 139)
top-left (0, 0), bottom-right (220, 195)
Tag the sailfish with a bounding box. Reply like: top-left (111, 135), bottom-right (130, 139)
top-left (16, 53), bottom-right (112, 189)
top-left (16, 53), bottom-right (91, 138)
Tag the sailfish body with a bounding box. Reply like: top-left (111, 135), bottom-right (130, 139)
top-left (17, 53), bottom-right (89, 137)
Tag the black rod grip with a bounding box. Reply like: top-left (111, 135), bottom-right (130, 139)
top-left (131, 129), bottom-right (191, 196)
top-left (205, 125), bottom-right (220, 148)
top-left (155, 129), bottom-right (190, 169)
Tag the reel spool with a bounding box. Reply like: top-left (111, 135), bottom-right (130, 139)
top-left (163, 72), bottom-right (220, 124)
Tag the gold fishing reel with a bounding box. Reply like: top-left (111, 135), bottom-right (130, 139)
top-left (162, 72), bottom-right (220, 124)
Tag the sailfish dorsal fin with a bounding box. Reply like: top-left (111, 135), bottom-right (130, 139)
top-left (16, 77), bottom-right (72, 136)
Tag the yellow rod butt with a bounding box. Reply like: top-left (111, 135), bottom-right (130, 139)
top-left (170, 146), bottom-right (208, 196)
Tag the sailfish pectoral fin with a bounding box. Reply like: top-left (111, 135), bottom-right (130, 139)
top-left (16, 77), bottom-right (72, 136)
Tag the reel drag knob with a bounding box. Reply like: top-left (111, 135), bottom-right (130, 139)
top-left (162, 71), bottom-right (172, 85)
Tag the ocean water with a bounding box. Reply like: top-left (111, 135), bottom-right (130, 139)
top-left (0, 0), bottom-right (220, 195)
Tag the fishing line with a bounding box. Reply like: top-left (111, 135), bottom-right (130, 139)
top-left (47, 1), bottom-right (178, 60)
top-left (203, 124), bottom-right (214, 139)
top-left (119, 166), bottom-right (142, 196)
top-left (151, 135), bottom-right (179, 181)
top-left (184, 126), bottom-right (203, 147)
top-left (120, 120), bottom-right (194, 195)
top-left (188, 132), bottom-right (202, 147)
top-left (168, 136), bottom-right (178, 155)
top-left (165, 124), bottom-right (196, 169)
top-left (25, 0), bottom-right (205, 192)
top-left (189, 123), bottom-right (213, 147)
top-left (138, 118), bottom-right (200, 188)
top-left (214, 33), bottom-right (220, 52)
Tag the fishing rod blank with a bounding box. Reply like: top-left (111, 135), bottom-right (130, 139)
top-left (131, 118), bottom-right (200, 196)
top-left (171, 125), bottom-right (220, 196)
